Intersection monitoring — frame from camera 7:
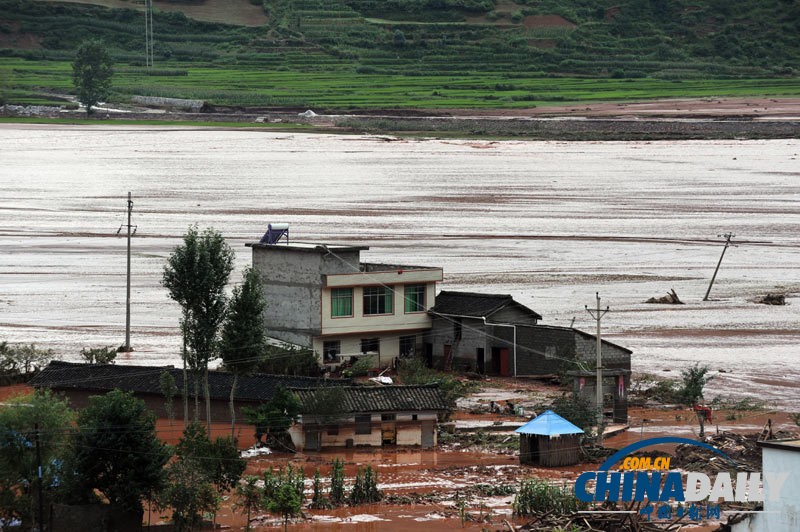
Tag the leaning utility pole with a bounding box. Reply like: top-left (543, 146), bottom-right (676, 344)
top-left (585, 293), bottom-right (609, 430)
top-left (703, 232), bottom-right (735, 301)
top-left (117, 192), bottom-right (136, 352)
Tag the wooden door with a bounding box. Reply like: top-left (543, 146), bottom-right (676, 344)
top-left (381, 423), bottom-right (396, 445)
top-left (443, 344), bottom-right (452, 371)
top-left (500, 348), bottom-right (510, 376)
top-left (421, 422), bottom-right (434, 447)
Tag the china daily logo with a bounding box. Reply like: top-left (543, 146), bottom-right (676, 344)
top-left (574, 437), bottom-right (789, 520)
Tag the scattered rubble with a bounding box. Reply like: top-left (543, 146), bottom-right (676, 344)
top-left (757, 293), bottom-right (786, 305)
top-left (674, 431), bottom-right (794, 473)
top-left (645, 289), bottom-right (684, 304)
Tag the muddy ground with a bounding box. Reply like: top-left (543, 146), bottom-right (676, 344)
top-left (4, 378), bottom-right (797, 531)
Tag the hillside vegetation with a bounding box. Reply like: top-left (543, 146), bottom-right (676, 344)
top-left (1, 0), bottom-right (798, 109)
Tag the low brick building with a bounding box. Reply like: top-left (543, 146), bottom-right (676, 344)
top-left (291, 385), bottom-right (446, 450)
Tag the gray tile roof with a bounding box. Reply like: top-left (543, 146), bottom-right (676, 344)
top-left (294, 385), bottom-right (447, 413)
top-left (429, 290), bottom-right (542, 320)
top-left (29, 361), bottom-right (349, 403)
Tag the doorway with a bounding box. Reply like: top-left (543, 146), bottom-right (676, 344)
top-left (476, 348), bottom-right (485, 374)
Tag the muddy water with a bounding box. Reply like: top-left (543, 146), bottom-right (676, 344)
top-left (2, 125), bottom-right (799, 407)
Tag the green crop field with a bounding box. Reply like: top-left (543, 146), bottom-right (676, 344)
top-left (1, 0), bottom-right (799, 110)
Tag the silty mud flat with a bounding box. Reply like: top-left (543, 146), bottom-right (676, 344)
top-left (1, 124), bottom-right (799, 407)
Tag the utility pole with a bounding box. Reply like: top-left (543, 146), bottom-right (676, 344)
top-left (585, 293), bottom-right (609, 430)
top-left (117, 192), bottom-right (136, 352)
top-left (703, 232), bottom-right (736, 301)
top-left (143, 0), bottom-right (154, 68)
top-left (35, 423), bottom-right (43, 532)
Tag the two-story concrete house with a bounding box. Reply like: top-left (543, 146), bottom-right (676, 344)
top-left (247, 238), bottom-right (442, 367)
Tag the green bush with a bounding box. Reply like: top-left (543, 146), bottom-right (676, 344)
top-left (513, 477), bottom-right (586, 516)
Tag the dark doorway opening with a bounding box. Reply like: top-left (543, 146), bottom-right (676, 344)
top-left (477, 348), bottom-right (485, 374)
top-left (424, 343), bottom-right (433, 368)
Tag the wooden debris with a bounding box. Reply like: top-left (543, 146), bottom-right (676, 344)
top-left (646, 288), bottom-right (684, 304)
top-left (758, 293), bottom-right (785, 305)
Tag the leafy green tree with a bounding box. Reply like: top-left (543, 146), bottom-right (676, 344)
top-left (242, 386), bottom-right (301, 447)
top-left (175, 422), bottom-right (245, 495)
top-left (393, 29), bottom-right (406, 46)
top-left (72, 389), bottom-right (170, 513)
top-left (160, 370), bottom-right (178, 426)
top-left (0, 390), bottom-right (73, 528)
top-left (80, 346), bottom-right (117, 364)
top-left (0, 342), bottom-right (53, 380)
top-left (329, 458), bottom-right (345, 506)
top-left (679, 363), bottom-right (714, 405)
top-left (310, 467), bottom-right (330, 509)
top-left (268, 483), bottom-right (301, 532)
top-left (233, 476), bottom-right (263, 532)
top-left (348, 466), bottom-right (381, 505)
top-left (173, 422), bottom-right (244, 528)
top-left (220, 267), bottom-right (267, 438)
top-left (163, 226), bottom-right (235, 430)
top-left (160, 460), bottom-right (219, 532)
top-left (256, 342), bottom-right (320, 377)
top-left (71, 39), bottom-right (113, 115)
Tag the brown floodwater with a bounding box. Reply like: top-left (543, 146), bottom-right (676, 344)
top-left (2, 124), bottom-right (799, 410)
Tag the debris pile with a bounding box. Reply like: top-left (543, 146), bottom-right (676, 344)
top-left (645, 289), bottom-right (684, 304)
top-left (516, 501), bottom-right (689, 531)
top-left (673, 431), bottom-right (793, 473)
top-left (757, 293), bottom-right (786, 305)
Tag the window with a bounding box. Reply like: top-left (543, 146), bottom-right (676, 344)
top-left (363, 286), bottom-right (393, 315)
top-left (355, 415), bottom-right (372, 434)
top-left (323, 341), bottom-right (341, 363)
top-left (381, 413), bottom-right (396, 422)
top-left (412, 414), bottom-right (418, 421)
top-left (327, 426), bottom-right (339, 436)
top-left (399, 335), bottom-right (416, 357)
top-left (361, 338), bottom-right (379, 354)
top-left (404, 284), bottom-right (426, 313)
top-left (331, 288), bottom-right (353, 317)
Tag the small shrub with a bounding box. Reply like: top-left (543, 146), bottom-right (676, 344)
top-left (348, 466), bottom-right (381, 505)
top-left (513, 477), bottom-right (586, 516)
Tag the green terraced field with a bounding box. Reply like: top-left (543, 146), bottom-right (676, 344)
top-left (4, 57), bottom-right (800, 109)
top-left (1, 0), bottom-right (799, 110)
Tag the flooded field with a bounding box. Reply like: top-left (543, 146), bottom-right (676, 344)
top-left (1, 124), bottom-right (799, 407)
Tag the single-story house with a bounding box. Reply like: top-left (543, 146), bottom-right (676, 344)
top-left (426, 291), bottom-right (631, 378)
top-left (29, 361), bottom-right (350, 422)
top-left (290, 385), bottom-right (447, 450)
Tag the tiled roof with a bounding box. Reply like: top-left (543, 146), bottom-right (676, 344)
top-left (429, 290), bottom-right (542, 320)
top-left (29, 361), bottom-right (349, 403)
top-left (294, 385), bottom-right (447, 413)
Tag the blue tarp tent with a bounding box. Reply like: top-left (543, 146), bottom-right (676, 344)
top-left (515, 410), bottom-right (584, 466)
top-left (515, 409), bottom-right (584, 436)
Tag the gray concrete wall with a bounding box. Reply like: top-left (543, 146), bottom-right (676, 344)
top-left (426, 317), bottom-right (515, 373)
top-left (251, 246), bottom-right (361, 346)
top-left (575, 334), bottom-right (631, 371)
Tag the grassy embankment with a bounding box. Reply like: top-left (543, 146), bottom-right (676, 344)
top-left (1, 0), bottom-right (799, 109)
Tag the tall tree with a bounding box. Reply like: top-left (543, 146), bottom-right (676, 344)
top-left (220, 267), bottom-right (267, 438)
top-left (163, 226), bottom-right (235, 430)
top-left (71, 39), bottom-right (113, 115)
top-left (0, 390), bottom-right (73, 529)
top-left (72, 389), bottom-right (170, 513)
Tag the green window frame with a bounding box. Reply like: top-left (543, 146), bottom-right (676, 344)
top-left (404, 284), bottom-right (426, 313)
top-left (363, 286), bottom-right (393, 315)
top-left (331, 288), bottom-right (353, 317)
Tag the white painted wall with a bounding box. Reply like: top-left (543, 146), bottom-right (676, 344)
top-left (731, 444), bottom-right (800, 532)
